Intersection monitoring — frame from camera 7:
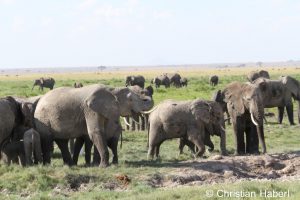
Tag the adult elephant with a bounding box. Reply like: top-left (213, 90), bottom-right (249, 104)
top-left (32, 77), bottom-right (55, 91)
top-left (164, 73), bottom-right (182, 88)
top-left (74, 82), bottom-right (83, 88)
top-left (210, 75), bottom-right (219, 86)
top-left (0, 96), bottom-right (32, 150)
top-left (247, 70), bottom-right (270, 82)
top-left (125, 75), bottom-right (145, 88)
top-left (214, 81), bottom-right (267, 155)
top-left (152, 75), bottom-right (170, 88)
top-left (147, 99), bottom-right (226, 160)
top-left (252, 76), bottom-right (300, 125)
top-left (34, 84), bottom-right (154, 167)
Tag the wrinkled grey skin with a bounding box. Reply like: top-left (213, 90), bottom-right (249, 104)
top-left (147, 99), bottom-right (226, 160)
top-left (247, 70), bottom-right (270, 82)
top-left (125, 75), bottom-right (145, 88)
top-left (210, 75), bottom-right (219, 86)
top-left (180, 77), bottom-right (188, 87)
top-left (152, 75), bottom-right (170, 88)
top-left (252, 77), bottom-right (299, 125)
top-left (35, 84), bottom-right (154, 167)
top-left (74, 85), bottom-right (154, 165)
top-left (32, 77), bottom-right (55, 91)
top-left (215, 81), bottom-right (266, 155)
top-left (125, 85), bottom-right (154, 131)
top-left (1, 140), bottom-right (25, 166)
top-left (74, 82), bottom-right (83, 88)
top-left (164, 73), bottom-right (182, 88)
top-left (23, 128), bottom-right (43, 165)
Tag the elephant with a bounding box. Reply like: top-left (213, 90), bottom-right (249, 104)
top-left (164, 73), bottom-right (182, 88)
top-left (180, 77), bottom-right (188, 87)
top-left (252, 76), bottom-right (300, 125)
top-left (147, 99), bottom-right (226, 160)
top-left (0, 96), bottom-right (32, 152)
top-left (212, 90), bottom-right (231, 125)
top-left (151, 75), bottom-right (170, 88)
top-left (23, 128), bottom-right (43, 165)
top-left (32, 77), bottom-right (55, 91)
top-left (214, 81), bottom-right (267, 155)
top-left (74, 82), bottom-right (83, 88)
top-left (210, 75), bottom-right (219, 86)
top-left (125, 75), bottom-right (145, 88)
top-left (0, 140), bottom-right (26, 166)
top-left (247, 70), bottom-right (270, 82)
top-left (34, 84), bottom-right (154, 167)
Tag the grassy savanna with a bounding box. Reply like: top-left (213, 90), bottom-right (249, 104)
top-left (0, 67), bottom-right (300, 199)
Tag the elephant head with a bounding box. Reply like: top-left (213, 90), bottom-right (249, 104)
top-left (190, 99), bottom-right (227, 155)
top-left (32, 79), bottom-right (42, 90)
top-left (223, 81), bottom-right (266, 153)
top-left (280, 76), bottom-right (300, 100)
top-left (125, 76), bottom-right (133, 87)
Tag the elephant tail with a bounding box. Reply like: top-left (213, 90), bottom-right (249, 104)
top-left (146, 122), bottom-right (150, 148)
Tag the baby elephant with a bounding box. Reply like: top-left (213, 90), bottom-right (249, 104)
top-left (23, 128), bottom-right (43, 165)
top-left (147, 99), bottom-right (226, 160)
top-left (1, 140), bottom-right (26, 166)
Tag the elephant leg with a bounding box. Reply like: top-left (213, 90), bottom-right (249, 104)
top-left (69, 139), bottom-right (75, 156)
top-left (131, 118), bottom-right (136, 131)
top-left (24, 140), bottom-right (33, 165)
top-left (108, 137), bottom-right (118, 164)
top-left (141, 116), bottom-right (145, 131)
top-left (233, 118), bottom-right (245, 155)
top-left (137, 117), bottom-right (140, 131)
top-left (39, 132), bottom-right (53, 165)
top-left (55, 139), bottom-right (74, 166)
top-left (72, 137), bottom-right (85, 165)
top-left (33, 140), bottom-right (43, 164)
top-left (286, 104), bottom-right (295, 125)
top-left (93, 145), bottom-right (100, 166)
top-left (178, 138), bottom-right (185, 154)
top-left (187, 127), bottom-right (205, 157)
top-left (204, 134), bottom-right (214, 152)
top-left (84, 137), bottom-right (93, 166)
top-left (126, 116), bottom-right (130, 130)
top-left (277, 106), bottom-right (284, 124)
top-left (245, 123), bottom-right (259, 154)
top-left (19, 153), bottom-right (26, 167)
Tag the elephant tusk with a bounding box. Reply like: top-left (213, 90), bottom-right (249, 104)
top-left (132, 117), bottom-right (140, 125)
top-left (250, 113), bottom-right (259, 126)
top-left (140, 106), bottom-right (158, 114)
top-left (221, 126), bottom-right (226, 132)
top-left (123, 117), bottom-right (131, 127)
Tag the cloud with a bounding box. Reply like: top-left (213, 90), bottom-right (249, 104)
top-left (0, 0), bottom-right (15, 5)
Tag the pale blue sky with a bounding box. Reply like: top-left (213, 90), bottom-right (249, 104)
top-left (0, 0), bottom-right (299, 68)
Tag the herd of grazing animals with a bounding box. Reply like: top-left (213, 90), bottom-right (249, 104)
top-left (0, 70), bottom-right (300, 167)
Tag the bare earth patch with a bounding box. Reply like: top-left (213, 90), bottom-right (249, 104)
top-left (146, 152), bottom-right (300, 188)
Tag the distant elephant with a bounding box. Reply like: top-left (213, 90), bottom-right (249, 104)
top-left (125, 75), bottom-right (145, 88)
top-left (23, 128), bottom-right (43, 165)
top-left (214, 81), bottom-right (266, 155)
top-left (74, 82), bottom-right (83, 88)
top-left (210, 75), bottom-right (219, 86)
top-left (34, 84), bottom-right (154, 167)
top-left (180, 77), bottom-right (188, 87)
top-left (147, 99), bottom-right (226, 160)
top-left (164, 73), bottom-right (182, 88)
top-left (0, 140), bottom-right (26, 166)
top-left (252, 76), bottom-right (300, 125)
top-left (247, 70), bottom-right (270, 82)
top-left (0, 96), bottom-right (32, 152)
top-left (152, 75), bottom-right (170, 88)
top-left (32, 77), bottom-right (55, 91)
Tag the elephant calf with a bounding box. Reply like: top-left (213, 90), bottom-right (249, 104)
top-left (23, 128), bottom-right (43, 165)
top-left (1, 140), bottom-right (26, 166)
top-left (147, 99), bottom-right (226, 160)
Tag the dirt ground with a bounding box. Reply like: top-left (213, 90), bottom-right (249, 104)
top-left (146, 152), bottom-right (300, 188)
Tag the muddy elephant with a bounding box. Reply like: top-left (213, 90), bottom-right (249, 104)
top-left (252, 76), bottom-right (300, 125)
top-left (180, 77), bottom-right (188, 87)
top-left (147, 99), bottom-right (226, 160)
top-left (247, 70), bottom-right (270, 82)
top-left (164, 73), bottom-right (182, 88)
top-left (215, 81), bottom-right (266, 155)
top-left (125, 75), bottom-right (145, 88)
top-left (210, 75), bottom-right (219, 86)
top-left (74, 82), bottom-right (83, 88)
top-left (34, 84), bottom-right (154, 167)
top-left (32, 77), bottom-right (55, 91)
top-left (0, 140), bottom-right (26, 166)
top-left (152, 75), bottom-right (170, 88)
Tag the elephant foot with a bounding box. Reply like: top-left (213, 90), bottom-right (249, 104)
top-left (221, 151), bottom-right (228, 156)
top-left (99, 162), bottom-right (109, 168)
top-left (290, 122), bottom-right (295, 126)
top-left (112, 159), bottom-right (118, 165)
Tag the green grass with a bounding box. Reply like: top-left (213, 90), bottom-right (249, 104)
top-left (1, 70), bottom-right (300, 199)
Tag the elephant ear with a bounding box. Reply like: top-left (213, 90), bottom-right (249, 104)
top-left (146, 85), bottom-right (154, 96)
top-left (21, 102), bottom-right (33, 126)
top-left (281, 76), bottom-right (300, 100)
top-left (85, 89), bottom-right (118, 119)
top-left (190, 100), bottom-right (211, 124)
top-left (223, 82), bottom-right (245, 115)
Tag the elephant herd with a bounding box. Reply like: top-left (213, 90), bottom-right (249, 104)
top-left (1, 70), bottom-right (300, 168)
